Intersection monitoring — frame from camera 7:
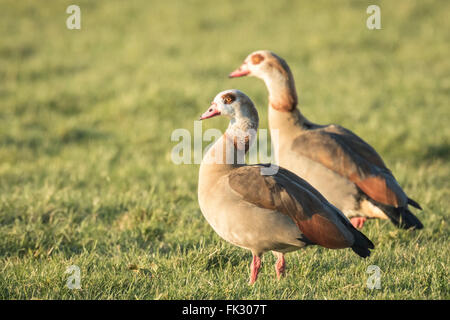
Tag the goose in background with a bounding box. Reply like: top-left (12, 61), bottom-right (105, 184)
top-left (229, 51), bottom-right (423, 230)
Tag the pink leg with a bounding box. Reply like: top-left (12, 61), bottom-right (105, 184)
top-left (249, 255), bottom-right (261, 285)
top-left (350, 217), bottom-right (367, 229)
top-left (274, 252), bottom-right (285, 279)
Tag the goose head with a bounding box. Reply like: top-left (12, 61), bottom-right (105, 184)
top-left (200, 89), bottom-right (259, 130)
top-left (228, 50), bottom-right (291, 81)
top-left (229, 51), bottom-right (298, 111)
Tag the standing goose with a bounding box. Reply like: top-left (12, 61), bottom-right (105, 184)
top-left (229, 51), bottom-right (423, 230)
top-left (198, 89), bottom-right (374, 284)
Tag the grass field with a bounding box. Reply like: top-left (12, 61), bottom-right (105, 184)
top-left (0, 0), bottom-right (448, 299)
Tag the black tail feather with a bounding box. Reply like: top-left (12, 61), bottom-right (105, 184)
top-left (334, 209), bottom-right (375, 258)
top-left (386, 207), bottom-right (424, 230)
top-left (351, 229), bottom-right (374, 258)
top-left (351, 245), bottom-right (371, 258)
top-left (365, 196), bottom-right (424, 230)
top-left (407, 198), bottom-right (422, 210)
top-left (400, 208), bottom-right (424, 230)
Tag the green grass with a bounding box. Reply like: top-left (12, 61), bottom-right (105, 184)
top-left (0, 0), bottom-right (449, 299)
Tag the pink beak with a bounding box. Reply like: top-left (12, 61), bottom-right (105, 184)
top-left (200, 103), bottom-right (221, 120)
top-left (228, 64), bottom-right (250, 78)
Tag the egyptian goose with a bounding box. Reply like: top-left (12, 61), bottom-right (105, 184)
top-left (229, 51), bottom-right (423, 230)
top-left (198, 89), bottom-right (374, 284)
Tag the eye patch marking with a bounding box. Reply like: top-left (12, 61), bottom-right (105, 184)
top-left (251, 53), bottom-right (264, 65)
top-left (222, 93), bottom-right (236, 104)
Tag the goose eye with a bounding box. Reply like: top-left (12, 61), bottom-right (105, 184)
top-left (222, 93), bottom-right (236, 104)
top-left (251, 53), bottom-right (264, 65)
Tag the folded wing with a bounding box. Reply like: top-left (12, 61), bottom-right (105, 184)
top-left (292, 124), bottom-right (408, 208)
top-left (228, 164), bottom-right (374, 254)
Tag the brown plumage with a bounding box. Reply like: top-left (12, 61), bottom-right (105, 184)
top-left (229, 50), bottom-right (423, 230)
top-left (198, 90), bottom-right (374, 284)
top-left (292, 124), bottom-right (406, 207)
top-left (228, 164), bottom-right (373, 251)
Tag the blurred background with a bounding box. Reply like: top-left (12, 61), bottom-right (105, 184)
top-left (0, 0), bottom-right (448, 299)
